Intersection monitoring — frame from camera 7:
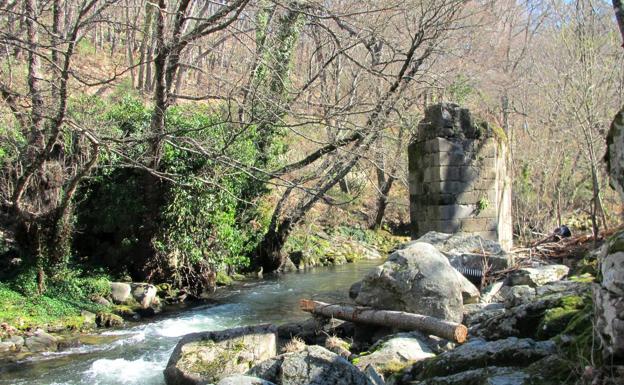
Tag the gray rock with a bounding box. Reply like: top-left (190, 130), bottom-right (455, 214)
top-left (402, 337), bottom-right (555, 381)
top-left (0, 341), bottom-right (14, 352)
top-left (96, 312), bottom-right (124, 328)
top-left (349, 281), bottom-right (362, 300)
top-left (507, 265), bottom-right (569, 287)
top-left (354, 332), bottom-right (435, 373)
top-left (463, 303), bottom-right (505, 326)
top-left (110, 282), bottom-right (132, 303)
top-left (164, 324), bottom-right (277, 385)
top-left (471, 281), bottom-right (588, 340)
top-left (416, 367), bottom-right (529, 385)
top-left (594, 230), bottom-right (624, 360)
top-left (81, 310), bottom-right (96, 327)
top-left (594, 283), bottom-right (624, 358)
top-left (601, 251), bottom-right (624, 297)
top-left (363, 365), bottom-right (385, 385)
top-left (217, 375), bottom-right (276, 385)
top-left (354, 242), bottom-right (464, 322)
top-left (131, 283), bottom-right (158, 309)
top-left (410, 231), bottom-right (511, 271)
top-left (500, 285), bottom-right (536, 307)
top-left (248, 345), bottom-right (373, 385)
top-left (92, 296), bottom-right (111, 306)
top-left (534, 280), bottom-right (583, 297)
top-left (5, 335), bottom-right (24, 349)
top-left (25, 330), bottom-right (58, 352)
top-left (416, 103), bottom-right (479, 140)
top-left (606, 106), bottom-right (624, 200)
top-left (480, 281), bottom-right (504, 304)
top-left (277, 317), bottom-right (349, 346)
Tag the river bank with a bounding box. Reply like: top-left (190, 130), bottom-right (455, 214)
top-left (0, 259), bottom-right (383, 385)
top-left (0, 227), bottom-right (406, 360)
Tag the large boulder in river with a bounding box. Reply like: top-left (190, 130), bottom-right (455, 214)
top-left (164, 324), bottom-right (277, 385)
top-left (110, 282), bottom-right (132, 303)
top-left (409, 231), bottom-right (512, 271)
top-left (130, 283), bottom-right (158, 309)
top-left (248, 345), bottom-right (373, 385)
top-left (353, 242), bottom-right (465, 322)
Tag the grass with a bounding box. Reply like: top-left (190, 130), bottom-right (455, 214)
top-left (0, 270), bottom-right (112, 332)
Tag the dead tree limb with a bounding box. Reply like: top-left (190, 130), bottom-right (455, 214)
top-left (300, 299), bottom-right (468, 344)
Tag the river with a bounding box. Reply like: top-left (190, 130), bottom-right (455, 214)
top-left (0, 260), bottom-right (381, 385)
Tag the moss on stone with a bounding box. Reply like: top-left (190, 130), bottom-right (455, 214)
top-left (378, 359), bottom-right (415, 377)
top-left (607, 230), bottom-right (624, 254)
top-left (216, 271), bottom-right (233, 286)
top-left (490, 123), bottom-right (508, 145)
top-left (569, 274), bottom-right (595, 284)
top-left (537, 295), bottom-right (585, 339)
top-left (112, 304), bottom-right (139, 317)
top-left (181, 339), bottom-right (248, 383)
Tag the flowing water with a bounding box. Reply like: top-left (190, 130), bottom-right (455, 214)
top-left (0, 260), bottom-right (381, 385)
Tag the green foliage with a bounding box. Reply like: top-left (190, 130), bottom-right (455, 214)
top-left (0, 268), bottom-right (111, 330)
top-left (285, 225), bottom-right (407, 267)
top-left (537, 294), bottom-right (587, 340)
top-left (447, 74), bottom-right (474, 105)
top-left (76, 38), bottom-right (96, 56)
top-left (0, 121), bottom-right (26, 167)
top-left (477, 197), bottom-right (490, 213)
top-left (75, 97), bottom-right (273, 283)
top-left (106, 95), bottom-right (151, 138)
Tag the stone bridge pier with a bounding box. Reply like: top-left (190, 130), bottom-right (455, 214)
top-left (408, 103), bottom-right (513, 250)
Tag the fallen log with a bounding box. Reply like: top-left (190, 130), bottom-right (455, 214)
top-left (299, 299), bottom-right (468, 344)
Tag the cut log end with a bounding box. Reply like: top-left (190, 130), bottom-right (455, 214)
top-left (454, 324), bottom-right (468, 344)
top-left (299, 299), bottom-right (315, 312)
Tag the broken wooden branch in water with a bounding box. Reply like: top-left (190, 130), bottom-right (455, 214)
top-left (299, 299), bottom-right (468, 344)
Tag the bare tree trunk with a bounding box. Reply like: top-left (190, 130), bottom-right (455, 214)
top-left (137, 0), bottom-right (154, 90)
top-left (613, 1), bottom-right (624, 46)
top-left (51, 0), bottom-right (62, 66)
top-left (371, 126), bottom-right (406, 229)
top-left (125, 0), bottom-right (136, 87)
top-left (372, 175), bottom-right (396, 230)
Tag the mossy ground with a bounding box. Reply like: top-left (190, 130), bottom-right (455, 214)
top-left (0, 282), bottom-right (109, 332)
top-left (0, 270), bottom-right (112, 333)
top-left (181, 339), bottom-right (248, 382)
top-left (537, 294), bottom-right (587, 339)
top-left (285, 225), bottom-right (408, 268)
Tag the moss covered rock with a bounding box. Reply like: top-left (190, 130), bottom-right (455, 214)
top-left (164, 324), bottom-right (277, 385)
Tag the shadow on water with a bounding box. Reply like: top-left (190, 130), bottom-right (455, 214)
top-left (0, 259), bottom-right (381, 385)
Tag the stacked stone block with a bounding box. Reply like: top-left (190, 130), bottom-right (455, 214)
top-left (408, 103), bottom-right (512, 250)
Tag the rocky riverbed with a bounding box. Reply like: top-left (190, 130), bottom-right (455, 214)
top-left (161, 231), bottom-right (616, 385)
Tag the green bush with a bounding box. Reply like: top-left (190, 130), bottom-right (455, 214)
top-left (75, 97), bottom-right (277, 285)
top-left (0, 268), bottom-right (111, 330)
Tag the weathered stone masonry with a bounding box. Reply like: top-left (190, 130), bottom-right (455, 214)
top-left (408, 103), bottom-right (513, 250)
